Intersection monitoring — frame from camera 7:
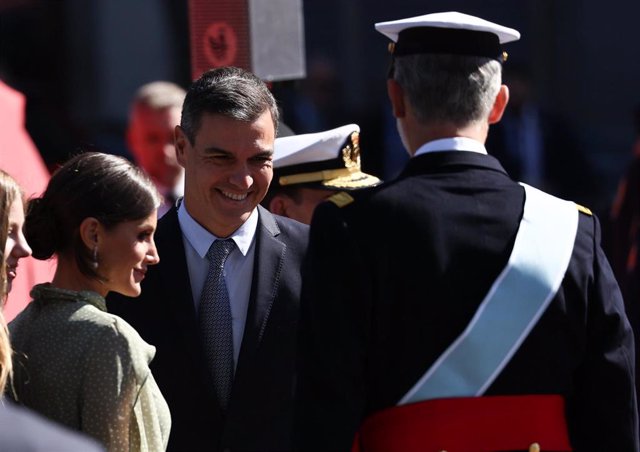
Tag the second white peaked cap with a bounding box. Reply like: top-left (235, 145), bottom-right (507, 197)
top-left (375, 11), bottom-right (520, 44)
top-left (272, 124), bottom-right (381, 190)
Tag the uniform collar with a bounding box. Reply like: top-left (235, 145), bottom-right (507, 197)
top-left (414, 137), bottom-right (487, 157)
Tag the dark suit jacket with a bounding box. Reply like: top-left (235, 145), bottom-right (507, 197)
top-left (0, 399), bottom-right (105, 452)
top-left (294, 150), bottom-right (638, 452)
top-left (108, 204), bottom-right (309, 452)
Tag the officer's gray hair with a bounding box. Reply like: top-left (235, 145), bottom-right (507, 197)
top-left (393, 54), bottom-right (502, 127)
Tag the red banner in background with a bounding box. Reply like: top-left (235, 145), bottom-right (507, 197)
top-left (188, 0), bottom-right (306, 83)
top-left (0, 80), bottom-right (56, 321)
top-left (188, 0), bottom-right (251, 81)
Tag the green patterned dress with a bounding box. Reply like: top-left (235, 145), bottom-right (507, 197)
top-left (8, 283), bottom-right (171, 452)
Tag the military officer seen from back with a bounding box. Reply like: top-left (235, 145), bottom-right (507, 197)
top-left (262, 124), bottom-right (381, 224)
top-left (293, 11), bottom-right (639, 452)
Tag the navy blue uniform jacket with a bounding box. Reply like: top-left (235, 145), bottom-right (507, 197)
top-left (294, 150), bottom-right (639, 451)
top-left (108, 204), bottom-right (308, 452)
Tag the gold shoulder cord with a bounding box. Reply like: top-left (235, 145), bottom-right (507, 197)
top-left (327, 191), bottom-right (354, 208)
top-left (576, 204), bottom-right (592, 216)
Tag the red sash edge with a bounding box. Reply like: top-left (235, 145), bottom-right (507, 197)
top-left (351, 394), bottom-right (572, 452)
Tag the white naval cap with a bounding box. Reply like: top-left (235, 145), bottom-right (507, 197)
top-left (375, 11), bottom-right (520, 61)
top-left (272, 124), bottom-right (382, 190)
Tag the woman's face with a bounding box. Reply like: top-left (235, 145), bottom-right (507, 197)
top-left (98, 212), bottom-right (160, 297)
top-left (4, 197), bottom-right (32, 294)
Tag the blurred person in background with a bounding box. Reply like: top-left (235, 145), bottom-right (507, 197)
top-left (609, 102), bottom-right (640, 410)
top-left (486, 60), bottom-right (595, 205)
top-left (127, 81), bottom-right (186, 217)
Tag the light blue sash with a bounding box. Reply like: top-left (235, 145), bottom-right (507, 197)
top-left (399, 184), bottom-right (579, 405)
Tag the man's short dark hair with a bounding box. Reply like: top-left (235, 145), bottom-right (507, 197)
top-left (181, 66), bottom-right (280, 144)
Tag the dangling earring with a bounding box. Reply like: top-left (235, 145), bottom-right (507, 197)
top-left (92, 244), bottom-right (99, 270)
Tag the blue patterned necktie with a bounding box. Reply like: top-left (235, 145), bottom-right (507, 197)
top-left (199, 238), bottom-right (236, 410)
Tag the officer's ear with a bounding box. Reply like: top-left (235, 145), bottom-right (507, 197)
top-left (268, 195), bottom-right (290, 217)
top-left (387, 78), bottom-right (406, 118)
top-left (488, 85), bottom-right (509, 124)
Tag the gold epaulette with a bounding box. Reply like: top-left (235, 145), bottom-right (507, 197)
top-left (327, 191), bottom-right (354, 208)
top-left (576, 204), bottom-right (592, 216)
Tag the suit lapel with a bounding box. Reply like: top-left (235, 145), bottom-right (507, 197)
top-left (161, 206), bottom-right (287, 414)
top-left (156, 208), bottom-right (203, 366)
top-left (236, 206), bottom-right (285, 367)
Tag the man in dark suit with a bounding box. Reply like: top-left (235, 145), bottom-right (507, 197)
top-left (294, 11), bottom-right (638, 452)
top-left (108, 66), bottom-right (309, 452)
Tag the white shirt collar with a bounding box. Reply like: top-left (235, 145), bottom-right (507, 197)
top-left (414, 137), bottom-right (487, 157)
top-left (177, 202), bottom-right (258, 258)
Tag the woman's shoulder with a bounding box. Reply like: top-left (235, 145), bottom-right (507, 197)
top-left (76, 313), bottom-right (155, 382)
top-left (108, 315), bottom-right (156, 365)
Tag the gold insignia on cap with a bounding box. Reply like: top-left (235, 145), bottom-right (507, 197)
top-left (342, 131), bottom-right (361, 171)
top-left (502, 51), bottom-right (509, 62)
top-left (388, 42), bottom-right (396, 54)
top-left (276, 127), bottom-right (381, 190)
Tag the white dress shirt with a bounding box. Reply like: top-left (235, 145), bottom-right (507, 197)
top-left (178, 202), bottom-right (258, 368)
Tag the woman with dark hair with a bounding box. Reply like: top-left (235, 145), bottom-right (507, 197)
top-left (0, 169), bottom-right (104, 452)
top-left (8, 151), bottom-right (171, 452)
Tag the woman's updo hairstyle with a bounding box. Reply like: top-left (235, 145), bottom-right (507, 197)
top-left (25, 151), bottom-right (161, 280)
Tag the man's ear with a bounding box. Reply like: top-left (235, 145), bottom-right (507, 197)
top-left (488, 85), bottom-right (510, 124)
top-left (387, 78), bottom-right (406, 118)
top-left (79, 217), bottom-right (101, 249)
top-left (175, 125), bottom-right (188, 167)
top-left (268, 196), bottom-right (289, 217)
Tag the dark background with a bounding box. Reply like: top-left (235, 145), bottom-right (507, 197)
top-left (1, 0), bottom-right (640, 221)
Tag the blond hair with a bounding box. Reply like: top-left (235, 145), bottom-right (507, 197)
top-left (0, 169), bottom-right (23, 392)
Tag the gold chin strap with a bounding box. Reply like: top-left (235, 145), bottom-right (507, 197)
top-left (278, 167), bottom-right (356, 186)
